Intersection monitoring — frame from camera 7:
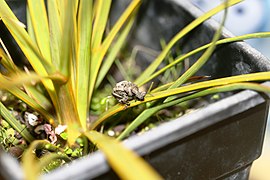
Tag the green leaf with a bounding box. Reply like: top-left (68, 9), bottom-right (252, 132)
top-left (26, 4), bottom-right (37, 44)
top-left (0, 0), bottom-right (59, 114)
top-left (95, 14), bottom-right (135, 88)
top-left (89, 0), bottom-right (141, 104)
top-left (75, 0), bottom-right (93, 129)
top-left (47, 0), bottom-right (62, 68)
top-left (0, 1), bottom-right (53, 74)
top-left (0, 71), bottom-right (56, 125)
top-left (0, 47), bottom-right (18, 72)
top-left (9, 86), bottom-right (55, 125)
top-left (164, 0), bottom-right (229, 103)
top-left (117, 82), bottom-right (270, 140)
top-left (0, 71), bottom-right (66, 90)
top-left (91, 71), bottom-right (270, 129)
top-left (38, 153), bottom-right (71, 171)
top-left (22, 140), bottom-right (63, 180)
top-left (134, 0), bottom-right (243, 85)
top-left (27, 0), bottom-right (52, 63)
top-left (55, 82), bottom-right (82, 145)
top-left (0, 102), bottom-right (34, 143)
top-left (91, 0), bottom-right (112, 50)
top-left (139, 32), bottom-right (270, 86)
top-left (84, 131), bottom-right (162, 180)
top-left (58, 0), bottom-right (77, 76)
top-left (0, 48), bottom-right (52, 110)
top-left (23, 85), bottom-right (52, 111)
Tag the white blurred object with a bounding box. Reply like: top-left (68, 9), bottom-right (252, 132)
top-left (24, 112), bottom-right (39, 126)
top-left (189, 0), bottom-right (270, 57)
top-left (190, 0), bottom-right (268, 35)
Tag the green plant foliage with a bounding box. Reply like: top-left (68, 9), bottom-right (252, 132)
top-left (0, 102), bottom-right (34, 142)
top-left (117, 82), bottom-right (270, 140)
top-left (0, 0), bottom-right (161, 178)
top-left (84, 130), bottom-right (162, 180)
top-left (1, 0), bottom-right (270, 179)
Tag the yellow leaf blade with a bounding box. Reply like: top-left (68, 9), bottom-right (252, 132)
top-left (89, 0), bottom-right (141, 104)
top-left (0, 0), bottom-right (59, 115)
top-left (84, 131), bottom-right (162, 180)
top-left (91, 0), bottom-right (112, 49)
top-left (91, 71), bottom-right (270, 129)
top-left (75, 0), bottom-right (93, 129)
top-left (55, 82), bottom-right (82, 145)
top-left (134, 0), bottom-right (244, 85)
top-left (27, 0), bottom-right (52, 63)
top-left (47, 0), bottom-right (62, 67)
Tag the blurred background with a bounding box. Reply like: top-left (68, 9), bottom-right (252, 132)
top-left (188, 0), bottom-right (270, 179)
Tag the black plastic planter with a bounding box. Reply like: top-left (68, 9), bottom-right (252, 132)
top-left (1, 0), bottom-right (270, 179)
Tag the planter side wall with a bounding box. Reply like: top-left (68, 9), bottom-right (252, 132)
top-left (144, 102), bottom-right (269, 179)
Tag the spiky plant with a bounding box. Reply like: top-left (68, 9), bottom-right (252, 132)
top-left (0, 0), bottom-right (270, 179)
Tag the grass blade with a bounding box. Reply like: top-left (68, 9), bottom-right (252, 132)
top-left (26, 4), bottom-right (36, 44)
top-left (90, 71), bottom-right (270, 129)
top-left (138, 32), bottom-right (270, 86)
top-left (75, 0), bottom-right (93, 129)
top-left (134, 0), bottom-right (243, 85)
top-left (163, 0), bottom-right (229, 103)
top-left (0, 48), bottom-right (19, 74)
top-left (27, 0), bottom-right (52, 63)
top-left (89, 0), bottom-right (141, 104)
top-left (47, 0), bottom-right (62, 68)
top-left (91, 0), bottom-right (112, 50)
top-left (117, 82), bottom-right (270, 140)
top-left (0, 71), bottom-right (57, 125)
top-left (95, 14), bottom-right (135, 88)
top-left (38, 153), bottom-right (71, 172)
top-left (0, 0), bottom-right (59, 114)
top-left (0, 49), bottom-right (52, 110)
top-left (55, 83), bottom-right (82, 145)
top-left (0, 102), bottom-right (34, 143)
top-left (58, 0), bottom-right (76, 76)
top-left (84, 131), bottom-right (162, 180)
top-left (22, 140), bottom-right (55, 180)
top-left (8, 87), bottom-right (55, 125)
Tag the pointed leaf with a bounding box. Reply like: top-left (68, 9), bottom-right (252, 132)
top-left (58, 0), bottom-right (77, 76)
top-left (55, 82), bottom-right (82, 145)
top-left (164, 0), bottom-right (228, 102)
top-left (27, 0), bottom-right (52, 63)
top-left (75, 0), bottom-right (93, 129)
top-left (90, 71), bottom-right (270, 129)
top-left (0, 102), bottom-right (34, 142)
top-left (118, 82), bottom-right (270, 139)
top-left (134, 0), bottom-right (243, 85)
top-left (84, 131), bottom-right (162, 180)
top-left (139, 32), bottom-right (270, 86)
top-left (89, 0), bottom-right (141, 103)
top-left (91, 0), bottom-right (112, 49)
top-left (47, 0), bottom-right (62, 68)
top-left (0, 0), bottom-right (59, 112)
top-left (95, 15), bottom-right (135, 88)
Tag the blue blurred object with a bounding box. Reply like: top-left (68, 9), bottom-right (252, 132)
top-left (190, 0), bottom-right (270, 58)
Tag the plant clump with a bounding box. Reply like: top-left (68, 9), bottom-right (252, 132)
top-left (1, 0), bottom-right (270, 179)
